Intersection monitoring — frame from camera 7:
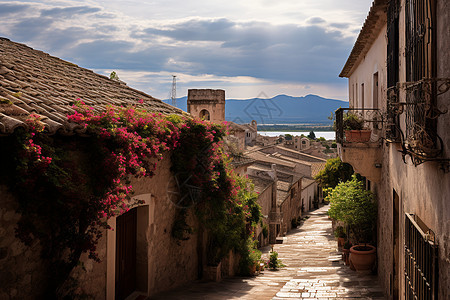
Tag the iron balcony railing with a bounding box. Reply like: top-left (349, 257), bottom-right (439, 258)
top-left (335, 108), bottom-right (383, 144)
top-left (386, 78), bottom-right (449, 168)
top-left (405, 213), bottom-right (438, 300)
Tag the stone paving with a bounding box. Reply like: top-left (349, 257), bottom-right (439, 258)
top-left (148, 205), bottom-right (384, 299)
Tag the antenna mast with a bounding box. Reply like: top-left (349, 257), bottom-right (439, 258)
top-left (171, 75), bottom-right (177, 106)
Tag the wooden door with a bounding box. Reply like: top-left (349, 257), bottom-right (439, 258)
top-left (115, 208), bottom-right (137, 300)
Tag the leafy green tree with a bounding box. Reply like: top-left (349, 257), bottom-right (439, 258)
top-left (326, 175), bottom-right (377, 243)
top-left (314, 157), bottom-right (353, 188)
top-left (284, 134), bottom-right (293, 140)
top-left (331, 142), bottom-right (337, 148)
top-left (307, 131), bottom-right (316, 140)
top-left (317, 137), bottom-right (326, 142)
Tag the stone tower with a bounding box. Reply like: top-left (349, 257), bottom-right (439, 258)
top-left (187, 89), bottom-right (225, 123)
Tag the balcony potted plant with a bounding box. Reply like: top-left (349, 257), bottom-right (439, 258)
top-left (343, 112), bottom-right (371, 142)
top-left (326, 175), bottom-right (377, 271)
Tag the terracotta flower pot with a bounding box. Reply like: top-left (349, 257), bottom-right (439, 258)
top-left (249, 264), bottom-right (257, 275)
top-left (342, 248), bottom-right (350, 265)
top-left (349, 245), bottom-right (376, 271)
top-left (345, 130), bottom-right (372, 142)
top-left (338, 237), bottom-right (345, 249)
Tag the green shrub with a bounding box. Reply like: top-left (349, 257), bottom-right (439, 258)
top-left (334, 226), bottom-right (347, 238)
top-left (267, 251), bottom-right (285, 270)
top-left (262, 224), bottom-right (268, 238)
top-left (326, 175), bottom-right (377, 244)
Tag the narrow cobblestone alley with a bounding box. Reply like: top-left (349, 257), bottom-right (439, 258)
top-left (149, 205), bottom-right (384, 300)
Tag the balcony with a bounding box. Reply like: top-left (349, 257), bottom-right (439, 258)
top-left (335, 108), bottom-right (383, 182)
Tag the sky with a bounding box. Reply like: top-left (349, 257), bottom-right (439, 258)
top-left (0, 0), bottom-right (373, 100)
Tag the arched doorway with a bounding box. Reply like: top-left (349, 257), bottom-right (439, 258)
top-left (199, 109), bottom-right (210, 120)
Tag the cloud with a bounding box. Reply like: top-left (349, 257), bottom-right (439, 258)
top-left (329, 22), bottom-right (351, 29)
top-left (9, 17), bottom-right (55, 41)
top-left (306, 17), bottom-right (326, 24)
top-left (40, 6), bottom-right (101, 18)
top-left (127, 19), bottom-right (353, 83)
top-left (0, 0), bottom-right (368, 100)
top-left (0, 3), bottom-right (30, 16)
top-left (143, 18), bottom-right (235, 42)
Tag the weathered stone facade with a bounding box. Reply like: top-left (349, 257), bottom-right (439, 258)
top-left (0, 186), bottom-right (49, 299)
top-left (339, 1), bottom-right (450, 298)
top-left (0, 155), bottom-right (211, 299)
top-left (187, 89), bottom-right (225, 123)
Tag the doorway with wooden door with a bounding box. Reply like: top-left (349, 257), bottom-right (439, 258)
top-left (392, 189), bottom-right (400, 299)
top-left (115, 208), bottom-right (137, 300)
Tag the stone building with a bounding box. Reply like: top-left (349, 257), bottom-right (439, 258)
top-left (226, 122), bottom-right (247, 153)
top-left (187, 89), bottom-right (225, 122)
top-left (337, 0), bottom-right (449, 298)
top-left (257, 145), bottom-right (326, 208)
top-left (0, 38), bottom-right (239, 299)
top-left (294, 136), bottom-right (310, 151)
top-left (246, 151), bottom-right (304, 240)
top-left (241, 120), bottom-right (257, 147)
top-left (247, 174), bottom-right (276, 247)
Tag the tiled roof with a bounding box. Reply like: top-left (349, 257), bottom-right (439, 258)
top-left (339, 0), bottom-right (388, 77)
top-left (227, 121), bottom-right (246, 132)
top-left (0, 37), bottom-right (184, 135)
top-left (311, 162), bottom-right (327, 178)
top-left (269, 145), bottom-right (327, 162)
top-left (247, 175), bottom-right (273, 194)
top-left (230, 154), bottom-right (255, 167)
top-left (247, 151), bottom-right (297, 168)
top-left (240, 123), bottom-right (257, 132)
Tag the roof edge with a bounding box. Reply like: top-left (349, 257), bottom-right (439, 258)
top-left (339, 0), bottom-right (388, 78)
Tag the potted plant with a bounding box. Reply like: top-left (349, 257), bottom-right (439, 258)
top-left (248, 248), bottom-right (262, 275)
top-left (343, 112), bottom-right (371, 142)
top-left (342, 240), bottom-right (352, 265)
top-left (326, 175), bottom-right (377, 271)
top-left (267, 250), bottom-right (285, 270)
top-left (334, 226), bottom-right (347, 249)
top-left (204, 237), bottom-right (224, 281)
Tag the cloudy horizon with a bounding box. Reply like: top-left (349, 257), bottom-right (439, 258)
top-left (0, 0), bottom-right (373, 100)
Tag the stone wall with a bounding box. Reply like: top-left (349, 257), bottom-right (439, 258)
top-left (301, 182), bottom-right (316, 213)
top-left (255, 184), bottom-right (272, 247)
top-left (345, 1), bottom-right (450, 298)
top-left (187, 89), bottom-right (225, 123)
top-left (0, 155), bottom-right (214, 299)
top-left (0, 185), bottom-right (50, 299)
top-left (377, 1), bottom-right (450, 298)
top-left (280, 181), bottom-right (301, 235)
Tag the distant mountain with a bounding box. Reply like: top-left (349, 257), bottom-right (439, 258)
top-left (163, 94), bottom-right (347, 124)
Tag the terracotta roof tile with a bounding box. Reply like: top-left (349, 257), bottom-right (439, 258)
top-left (311, 162), bottom-right (327, 178)
top-left (0, 37), bottom-right (184, 135)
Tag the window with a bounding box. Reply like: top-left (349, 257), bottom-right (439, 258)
top-left (405, 213), bottom-right (438, 298)
top-left (372, 72), bottom-right (379, 109)
top-left (361, 83), bottom-right (365, 109)
top-left (199, 109), bottom-right (210, 120)
top-left (403, 0), bottom-right (440, 163)
top-left (405, 0), bottom-right (435, 82)
top-left (386, 0), bottom-right (400, 141)
top-left (387, 0), bottom-right (399, 88)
